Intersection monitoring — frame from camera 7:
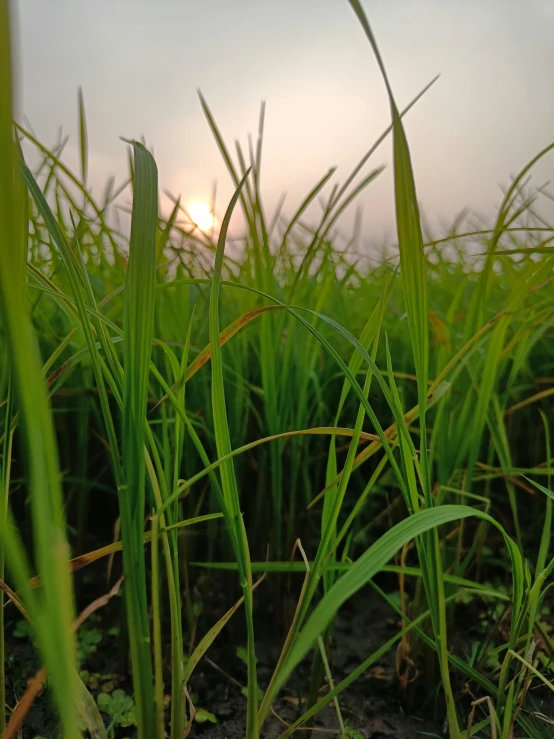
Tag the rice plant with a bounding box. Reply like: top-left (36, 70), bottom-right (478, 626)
top-left (1, 0), bottom-right (554, 737)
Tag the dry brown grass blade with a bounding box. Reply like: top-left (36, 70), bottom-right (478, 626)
top-left (0, 577), bottom-right (28, 618)
top-left (27, 539), bottom-right (125, 589)
top-left (106, 517), bottom-right (121, 584)
top-left (150, 304), bottom-right (283, 414)
top-left (4, 667), bottom-right (47, 739)
top-left (74, 576), bottom-right (124, 628)
top-left (466, 696), bottom-right (497, 739)
top-left (505, 387), bottom-right (554, 415)
top-left (474, 462), bottom-right (536, 496)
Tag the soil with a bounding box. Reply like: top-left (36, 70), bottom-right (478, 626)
top-left (187, 595), bottom-right (443, 738)
top-left (4, 569), bottom-right (444, 738)
top-left (5, 566), bottom-right (554, 738)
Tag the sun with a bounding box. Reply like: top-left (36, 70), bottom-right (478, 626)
top-left (188, 200), bottom-right (214, 232)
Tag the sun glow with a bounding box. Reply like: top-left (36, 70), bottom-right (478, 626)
top-left (188, 200), bottom-right (214, 232)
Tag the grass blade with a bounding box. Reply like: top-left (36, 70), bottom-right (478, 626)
top-left (208, 168), bottom-right (259, 737)
top-left (0, 4), bottom-right (79, 736)
top-left (121, 140), bottom-right (159, 738)
top-left (271, 504), bottom-right (522, 698)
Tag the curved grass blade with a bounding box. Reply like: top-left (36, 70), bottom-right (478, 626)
top-left (269, 504), bottom-right (523, 701)
top-left (345, 4), bottom-right (459, 731)
top-left (26, 514), bottom-right (223, 589)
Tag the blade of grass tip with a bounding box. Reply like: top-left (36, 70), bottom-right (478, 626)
top-left (268, 191), bottom-right (286, 237)
top-left (78, 86), bottom-right (88, 187)
top-left (328, 74), bottom-right (440, 214)
top-left (235, 138), bottom-right (256, 207)
top-left (209, 168), bottom-right (260, 738)
top-left (255, 100), bottom-right (265, 176)
top-left (0, 3), bottom-right (80, 736)
top-left (121, 140), bottom-right (159, 739)
top-left (279, 167), bottom-right (336, 256)
top-left (198, 92), bottom-right (243, 194)
top-left (347, 0), bottom-right (429, 495)
top-left (346, 3), bottom-right (461, 734)
top-left (467, 142), bottom-right (554, 337)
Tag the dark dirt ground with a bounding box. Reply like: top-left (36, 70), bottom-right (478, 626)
top-left (186, 593), bottom-right (444, 739)
top-left (5, 565), bottom-right (554, 738)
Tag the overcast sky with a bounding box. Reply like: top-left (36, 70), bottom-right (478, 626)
top-left (14, 0), bottom-right (554, 243)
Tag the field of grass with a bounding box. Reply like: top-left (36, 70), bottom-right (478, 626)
top-left (2, 1), bottom-right (554, 737)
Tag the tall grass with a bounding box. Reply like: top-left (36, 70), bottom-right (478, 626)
top-left (2, 1), bottom-right (554, 738)
top-left (0, 1), bottom-right (79, 736)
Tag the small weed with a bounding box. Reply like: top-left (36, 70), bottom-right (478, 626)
top-left (77, 626), bottom-right (103, 662)
top-left (344, 727), bottom-right (364, 739)
top-left (97, 689), bottom-right (137, 729)
top-left (194, 708), bottom-right (217, 724)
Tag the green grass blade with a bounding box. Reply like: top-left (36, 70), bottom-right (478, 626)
top-left (78, 87), bottom-right (88, 186)
top-left (208, 168), bottom-right (259, 737)
top-left (271, 504), bottom-right (522, 698)
top-left (346, 4), bottom-right (457, 731)
top-left (121, 141), bottom-right (159, 738)
top-left (0, 2), bottom-right (79, 735)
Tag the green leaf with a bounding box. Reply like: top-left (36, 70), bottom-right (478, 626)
top-left (208, 168), bottom-right (260, 738)
top-left (524, 475), bottom-right (554, 502)
top-left (121, 140), bottom-right (159, 738)
top-left (272, 504), bottom-right (522, 696)
top-left (78, 87), bottom-right (88, 186)
top-left (195, 708), bottom-right (217, 724)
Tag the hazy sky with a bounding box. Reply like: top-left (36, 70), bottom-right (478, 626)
top-left (14, 0), bottom-right (554, 242)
